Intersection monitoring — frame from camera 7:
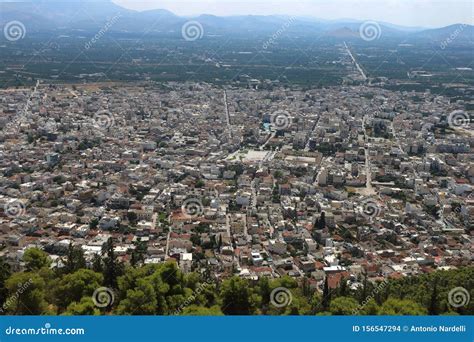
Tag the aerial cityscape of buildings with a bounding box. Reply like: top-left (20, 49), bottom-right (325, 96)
top-left (1, 65), bottom-right (472, 295)
top-left (0, 0), bottom-right (472, 319)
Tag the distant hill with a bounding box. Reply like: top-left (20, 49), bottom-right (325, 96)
top-left (414, 24), bottom-right (474, 43)
top-left (0, 0), bottom-right (471, 42)
top-left (324, 27), bottom-right (359, 38)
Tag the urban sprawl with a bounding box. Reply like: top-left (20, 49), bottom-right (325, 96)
top-left (0, 69), bottom-right (473, 301)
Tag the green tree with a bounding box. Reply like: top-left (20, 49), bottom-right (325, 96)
top-left (89, 218), bottom-right (99, 229)
top-left (310, 292), bottom-right (324, 314)
top-left (359, 299), bottom-right (379, 315)
top-left (53, 269), bottom-right (103, 311)
top-left (329, 297), bottom-right (359, 315)
top-left (147, 270), bottom-right (170, 314)
top-left (63, 243), bottom-right (86, 274)
top-left (183, 273), bottom-right (201, 290)
top-left (322, 276), bottom-right (331, 310)
top-left (0, 257), bottom-right (11, 309)
top-left (181, 305), bottom-right (223, 316)
top-left (23, 248), bottom-right (51, 272)
top-left (258, 277), bottom-right (271, 308)
top-left (117, 280), bottom-right (157, 315)
top-left (127, 211), bottom-right (138, 224)
top-left (92, 254), bottom-right (103, 273)
top-left (221, 276), bottom-right (253, 315)
top-left (64, 297), bottom-right (100, 315)
top-left (428, 277), bottom-right (439, 315)
top-left (102, 238), bottom-right (124, 288)
top-left (117, 263), bottom-right (180, 315)
top-left (117, 266), bottom-right (150, 299)
top-left (379, 298), bottom-right (427, 315)
top-left (130, 238), bottom-right (148, 267)
top-left (337, 277), bottom-right (349, 297)
top-left (5, 272), bottom-right (47, 315)
top-left (315, 211), bottom-right (326, 230)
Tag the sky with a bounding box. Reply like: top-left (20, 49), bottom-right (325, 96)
top-left (113, 0), bottom-right (473, 27)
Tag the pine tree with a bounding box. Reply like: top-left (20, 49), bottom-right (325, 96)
top-left (92, 254), bottom-right (103, 273)
top-left (302, 277), bottom-right (311, 298)
top-left (221, 277), bottom-right (252, 315)
top-left (360, 273), bottom-right (368, 303)
top-left (428, 277), bottom-right (439, 315)
top-left (102, 238), bottom-right (123, 288)
top-left (130, 238), bottom-right (147, 267)
top-left (0, 257), bottom-right (11, 308)
top-left (322, 276), bottom-right (331, 310)
top-left (64, 243), bottom-right (86, 274)
top-left (318, 212), bottom-right (326, 229)
top-left (338, 276), bottom-right (348, 297)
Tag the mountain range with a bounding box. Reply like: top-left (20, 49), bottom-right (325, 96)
top-left (0, 0), bottom-right (472, 41)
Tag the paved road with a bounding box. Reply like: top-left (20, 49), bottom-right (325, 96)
top-left (225, 214), bottom-right (231, 238)
top-left (304, 114), bottom-right (321, 151)
top-left (260, 131), bottom-right (276, 151)
top-left (362, 115), bottom-right (376, 195)
top-left (344, 41), bottom-right (367, 81)
top-left (223, 89), bottom-right (232, 139)
top-left (165, 230), bottom-right (171, 257)
top-left (391, 121), bottom-right (419, 179)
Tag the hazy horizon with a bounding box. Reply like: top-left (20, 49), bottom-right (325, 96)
top-left (113, 0), bottom-right (474, 28)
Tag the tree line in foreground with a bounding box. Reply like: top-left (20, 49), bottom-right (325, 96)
top-left (0, 244), bottom-right (472, 316)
